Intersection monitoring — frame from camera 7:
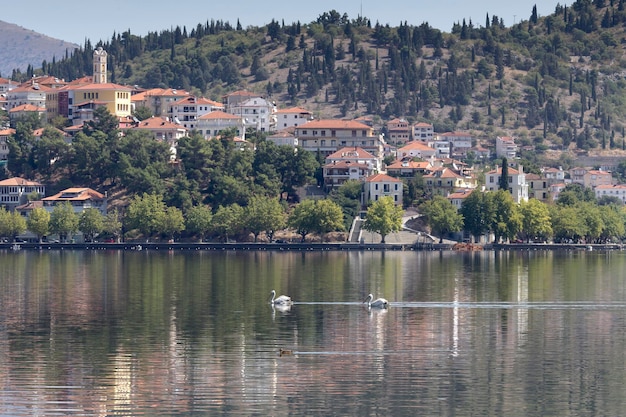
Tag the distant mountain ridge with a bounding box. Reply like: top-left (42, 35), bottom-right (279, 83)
top-left (0, 20), bottom-right (78, 78)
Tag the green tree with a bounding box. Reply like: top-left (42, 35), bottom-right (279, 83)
top-left (0, 208), bottom-right (27, 241)
top-left (420, 195), bottom-right (463, 243)
top-left (599, 205), bottom-right (625, 242)
top-left (363, 196), bottom-right (404, 243)
top-left (487, 190), bottom-right (522, 243)
top-left (313, 199), bottom-right (345, 242)
top-left (132, 106), bottom-right (153, 121)
top-left (460, 191), bottom-right (491, 242)
top-left (498, 158), bottom-right (509, 191)
top-left (288, 199), bottom-right (318, 242)
top-left (161, 206), bottom-right (185, 241)
top-left (244, 196), bottom-right (286, 242)
top-left (519, 199), bottom-right (552, 242)
top-left (50, 202), bottom-right (79, 242)
top-left (103, 209), bottom-right (123, 242)
top-left (125, 193), bottom-right (167, 242)
top-left (78, 208), bottom-right (104, 242)
top-left (185, 204), bottom-right (213, 242)
top-left (212, 204), bottom-right (244, 242)
top-left (27, 207), bottom-right (50, 242)
top-left (329, 180), bottom-right (363, 229)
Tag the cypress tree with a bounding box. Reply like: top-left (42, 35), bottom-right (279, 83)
top-left (499, 158), bottom-right (509, 191)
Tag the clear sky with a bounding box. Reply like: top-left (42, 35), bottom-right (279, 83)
top-left (3, 0), bottom-right (568, 45)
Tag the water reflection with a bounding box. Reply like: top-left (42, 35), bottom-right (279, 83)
top-left (0, 250), bottom-right (626, 415)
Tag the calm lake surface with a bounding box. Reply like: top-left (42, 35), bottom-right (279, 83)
top-left (1, 249), bottom-right (626, 416)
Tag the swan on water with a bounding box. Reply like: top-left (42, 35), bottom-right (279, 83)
top-left (364, 294), bottom-right (389, 308)
top-left (270, 290), bottom-right (292, 305)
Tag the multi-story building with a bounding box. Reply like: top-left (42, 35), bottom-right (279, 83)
top-left (595, 184), bottom-right (626, 203)
top-left (323, 147), bottom-right (380, 189)
top-left (0, 177), bottom-right (45, 211)
top-left (0, 77), bottom-right (17, 94)
top-left (437, 131), bottom-right (473, 158)
top-left (424, 167), bottom-right (477, 195)
top-left (131, 117), bottom-right (188, 144)
top-left (386, 160), bottom-right (433, 178)
top-left (485, 165), bottom-right (529, 203)
top-left (294, 119), bottom-right (384, 158)
top-left (583, 170), bottom-right (612, 189)
top-left (5, 80), bottom-right (50, 111)
top-left (495, 136), bottom-right (518, 159)
top-left (228, 96), bottom-right (276, 132)
top-left (0, 128), bottom-right (15, 167)
top-left (526, 173), bottom-right (550, 201)
top-left (168, 96), bottom-right (224, 130)
top-left (266, 130), bottom-right (298, 147)
top-left (42, 187), bottom-right (107, 214)
top-left (274, 107), bottom-right (312, 130)
top-left (363, 173), bottom-right (403, 206)
top-left (396, 140), bottom-right (438, 160)
top-left (412, 122), bottom-right (434, 141)
top-left (447, 189), bottom-right (475, 210)
top-left (386, 117), bottom-right (411, 146)
top-left (9, 104), bottom-right (46, 125)
top-left (71, 82), bottom-right (133, 124)
top-left (196, 110), bottom-right (244, 138)
top-left (132, 88), bottom-right (191, 117)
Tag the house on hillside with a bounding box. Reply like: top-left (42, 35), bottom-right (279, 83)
top-left (295, 119), bottom-right (384, 158)
top-left (495, 136), bottom-right (518, 159)
top-left (485, 165), bottom-right (528, 203)
top-left (168, 96), bottom-right (224, 130)
top-left (386, 117), bottom-right (411, 146)
top-left (274, 107), bottom-right (313, 130)
top-left (396, 141), bottom-right (438, 160)
top-left (323, 147), bottom-right (380, 189)
top-left (42, 187), bottom-right (107, 214)
top-left (412, 122), bottom-right (434, 141)
top-left (363, 173), bottom-right (403, 206)
top-left (0, 177), bottom-right (45, 211)
top-left (131, 116), bottom-right (188, 144)
top-left (196, 110), bottom-right (245, 138)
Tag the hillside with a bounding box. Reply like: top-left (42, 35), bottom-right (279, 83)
top-left (0, 20), bottom-right (78, 78)
top-left (13, 1), bottom-right (626, 169)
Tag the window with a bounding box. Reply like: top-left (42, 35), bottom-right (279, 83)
top-left (489, 176), bottom-right (494, 183)
top-left (352, 130), bottom-right (357, 137)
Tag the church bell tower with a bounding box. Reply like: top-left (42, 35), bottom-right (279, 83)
top-left (93, 47), bottom-right (108, 84)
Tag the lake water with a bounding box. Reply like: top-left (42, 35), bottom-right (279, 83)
top-left (1, 249), bottom-right (626, 416)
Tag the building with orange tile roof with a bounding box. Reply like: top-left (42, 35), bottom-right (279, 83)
top-left (594, 184), bottom-right (626, 203)
top-left (386, 117), bottom-right (411, 146)
top-left (132, 88), bottom-right (191, 117)
top-left (0, 128), bottom-right (15, 165)
top-left (0, 77), bottom-right (17, 94)
top-left (447, 189), bottom-right (475, 210)
top-left (274, 107), bottom-right (313, 130)
top-left (6, 80), bottom-right (51, 111)
top-left (424, 167), bottom-right (478, 194)
top-left (168, 96), bottom-right (224, 130)
top-left (0, 177), bottom-right (45, 211)
top-left (485, 165), bottom-right (528, 202)
top-left (386, 159), bottom-right (433, 177)
top-left (196, 110), bottom-right (244, 138)
top-left (397, 140), bottom-right (438, 160)
top-left (294, 119), bottom-right (384, 157)
top-left (42, 187), bottom-right (107, 214)
top-left (583, 169), bottom-right (612, 189)
top-left (130, 116), bottom-right (188, 143)
top-left (412, 122), bottom-right (434, 141)
top-left (323, 147), bottom-right (380, 188)
top-left (495, 136), bottom-right (518, 159)
top-left (364, 173), bottom-right (403, 206)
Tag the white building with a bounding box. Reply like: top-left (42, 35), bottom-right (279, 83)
top-left (495, 136), bottom-right (518, 159)
top-left (42, 187), bottom-right (107, 214)
top-left (228, 96), bottom-right (276, 132)
top-left (595, 184), bottom-right (626, 202)
top-left (294, 119), bottom-right (385, 158)
top-left (196, 110), bottom-right (245, 138)
top-left (363, 173), bottom-right (403, 206)
top-left (323, 147), bottom-right (381, 189)
top-left (168, 96), bottom-right (224, 130)
top-left (0, 177), bottom-right (46, 211)
top-left (412, 122), bottom-right (434, 141)
top-left (274, 107), bottom-right (313, 130)
top-left (5, 80), bottom-right (50, 110)
top-left (485, 165), bottom-right (528, 203)
top-left (437, 132), bottom-right (473, 158)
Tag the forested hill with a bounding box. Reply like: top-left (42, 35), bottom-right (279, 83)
top-left (14, 1), bottom-right (626, 155)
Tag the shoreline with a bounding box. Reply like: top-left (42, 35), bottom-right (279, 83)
top-left (1, 242), bottom-right (623, 251)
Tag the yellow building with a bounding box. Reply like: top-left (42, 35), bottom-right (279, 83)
top-left (71, 82), bottom-right (133, 122)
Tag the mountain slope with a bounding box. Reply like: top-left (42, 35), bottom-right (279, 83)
top-left (0, 20), bottom-right (78, 77)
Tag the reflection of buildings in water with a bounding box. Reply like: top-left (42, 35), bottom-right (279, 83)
top-left (515, 264), bottom-right (529, 345)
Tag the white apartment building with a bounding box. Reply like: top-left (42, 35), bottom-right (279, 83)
top-left (485, 165), bottom-right (529, 203)
top-left (412, 122), bottom-right (434, 141)
top-left (168, 96), bottom-right (224, 130)
top-left (294, 119), bottom-right (385, 158)
top-left (495, 136), bottom-right (518, 159)
top-left (228, 96), bottom-right (276, 132)
top-left (274, 107), bottom-right (312, 130)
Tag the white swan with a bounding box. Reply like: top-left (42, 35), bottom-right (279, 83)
top-left (364, 293), bottom-right (389, 308)
top-left (270, 290), bottom-right (292, 305)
